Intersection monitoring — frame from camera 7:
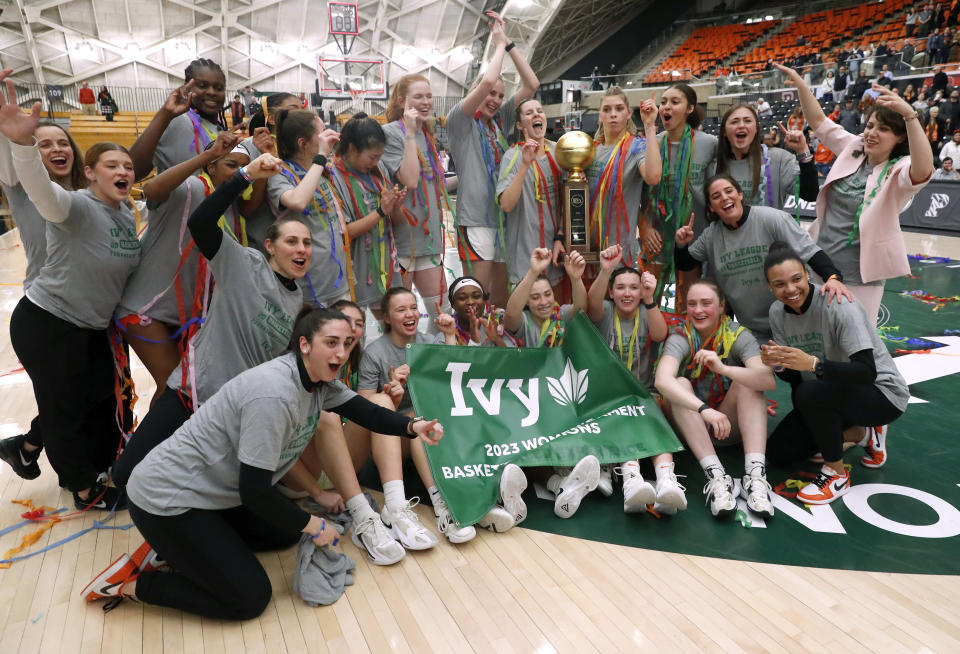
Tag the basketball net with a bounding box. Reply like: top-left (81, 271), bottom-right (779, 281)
top-left (348, 89), bottom-right (364, 114)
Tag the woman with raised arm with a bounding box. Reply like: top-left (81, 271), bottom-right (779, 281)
top-left (761, 243), bottom-right (908, 502)
top-left (0, 68), bottom-right (85, 481)
top-left (674, 174), bottom-right (852, 343)
top-left (382, 74), bottom-right (451, 328)
top-left (773, 62), bottom-right (933, 324)
top-left (654, 280), bottom-right (776, 521)
top-left (585, 87), bottom-right (661, 268)
top-left (115, 131), bottom-right (246, 402)
top-left (112, 153), bottom-right (311, 485)
top-left (0, 80), bottom-right (140, 509)
top-left (446, 10), bottom-right (539, 306)
top-left (330, 113), bottom-right (406, 318)
top-left (83, 307), bottom-right (446, 618)
top-left (586, 244), bottom-right (686, 515)
top-left (714, 103), bottom-right (819, 211)
top-left (268, 109), bottom-right (349, 307)
top-left (128, 59), bottom-right (227, 179)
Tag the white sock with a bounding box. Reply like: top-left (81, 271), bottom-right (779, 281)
top-left (745, 453), bottom-right (766, 477)
top-left (655, 461), bottom-right (675, 482)
top-left (546, 474), bottom-right (563, 494)
top-left (424, 294), bottom-right (443, 335)
top-left (383, 479), bottom-right (407, 511)
top-left (699, 455), bottom-right (723, 478)
top-left (428, 485), bottom-right (442, 504)
top-left (346, 493), bottom-right (375, 523)
top-left (621, 460), bottom-right (641, 477)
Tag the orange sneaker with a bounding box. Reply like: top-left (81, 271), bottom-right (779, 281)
top-left (80, 554), bottom-right (139, 602)
top-left (861, 425), bottom-right (888, 469)
top-left (797, 466), bottom-right (850, 505)
top-left (130, 540), bottom-right (166, 573)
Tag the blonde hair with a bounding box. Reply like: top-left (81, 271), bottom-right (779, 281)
top-left (594, 86), bottom-right (637, 143)
top-left (385, 74), bottom-right (434, 133)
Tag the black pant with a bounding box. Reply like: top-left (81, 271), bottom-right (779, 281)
top-left (23, 416), bottom-right (42, 449)
top-left (129, 501), bottom-right (300, 620)
top-left (766, 379), bottom-right (902, 464)
top-left (113, 386), bottom-right (191, 486)
top-left (10, 297), bottom-right (120, 491)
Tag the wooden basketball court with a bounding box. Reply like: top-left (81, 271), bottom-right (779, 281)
top-left (1, 225), bottom-right (959, 653)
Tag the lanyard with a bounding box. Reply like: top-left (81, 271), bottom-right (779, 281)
top-left (333, 157), bottom-right (395, 293)
top-left (614, 311), bottom-right (640, 371)
top-left (847, 157), bottom-right (899, 247)
top-left (187, 108), bottom-right (222, 154)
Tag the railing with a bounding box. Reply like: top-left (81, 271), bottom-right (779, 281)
top-left (581, 69), bottom-right (699, 90)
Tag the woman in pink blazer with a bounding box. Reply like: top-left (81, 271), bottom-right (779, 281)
top-left (773, 63), bottom-right (933, 325)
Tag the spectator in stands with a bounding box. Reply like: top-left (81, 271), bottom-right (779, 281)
top-left (833, 66), bottom-right (848, 104)
top-left (796, 34), bottom-right (807, 47)
top-left (229, 94), bottom-right (245, 128)
top-left (838, 98), bottom-right (861, 134)
top-left (756, 97), bottom-right (772, 118)
top-left (239, 85), bottom-right (256, 113)
top-left (820, 71), bottom-right (836, 102)
top-left (933, 66), bottom-right (950, 95)
top-left (787, 106), bottom-right (804, 132)
top-left (812, 135), bottom-right (835, 178)
top-left (926, 105), bottom-right (946, 156)
top-left (928, 29), bottom-right (943, 67)
top-left (877, 65), bottom-right (894, 87)
top-left (591, 66), bottom-right (602, 91)
top-left (97, 86), bottom-right (116, 121)
top-left (906, 7), bottom-right (919, 38)
top-left (935, 2), bottom-right (947, 31)
top-left (918, 3), bottom-right (934, 38)
top-left (828, 104), bottom-right (842, 123)
top-left (942, 88), bottom-right (960, 130)
top-left (939, 129), bottom-right (960, 163)
top-left (607, 63), bottom-right (617, 89)
top-left (762, 128), bottom-right (779, 149)
top-left (903, 84), bottom-right (917, 104)
top-left (933, 155), bottom-right (960, 179)
top-left (849, 69), bottom-right (871, 102)
top-left (900, 41), bottom-right (916, 73)
top-left (946, 27), bottom-right (959, 62)
top-left (78, 82), bottom-right (96, 116)
top-left (875, 41), bottom-right (890, 58)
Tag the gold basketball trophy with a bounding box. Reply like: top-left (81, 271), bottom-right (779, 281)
top-left (555, 131), bottom-right (597, 262)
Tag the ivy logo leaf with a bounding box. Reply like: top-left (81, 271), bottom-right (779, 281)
top-left (546, 358), bottom-right (588, 406)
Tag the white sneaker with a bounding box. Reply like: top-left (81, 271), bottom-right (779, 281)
top-left (702, 468), bottom-right (737, 519)
top-left (477, 506), bottom-right (515, 533)
top-left (351, 513), bottom-right (406, 565)
top-left (597, 464), bottom-right (614, 497)
top-left (380, 499), bottom-right (439, 550)
top-left (499, 463), bottom-right (528, 525)
top-left (432, 495), bottom-right (476, 544)
top-left (655, 468), bottom-right (687, 512)
top-left (554, 455), bottom-right (600, 519)
top-left (740, 467), bottom-right (774, 519)
top-left (619, 462), bottom-right (655, 513)
top-left (652, 501), bottom-right (678, 516)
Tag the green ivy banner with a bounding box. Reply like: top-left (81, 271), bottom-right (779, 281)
top-left (407, 313), bottom-right (684, 526)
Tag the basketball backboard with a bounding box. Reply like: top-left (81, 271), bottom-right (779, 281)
top-left (317, 56), bottom-right (387, 101)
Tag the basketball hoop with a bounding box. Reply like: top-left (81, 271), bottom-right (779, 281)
top-left (348, 89), bottom-right (365, 113)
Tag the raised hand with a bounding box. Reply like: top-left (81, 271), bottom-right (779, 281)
top-left (0, 72), bottom-right (41, 146)
top-left (163, 79), bottom-right (197, 117)
top-left (521, 138), bottom-right (539, 165)
top-left (598, 243), bottom-right (622, 272)
top-left (873, 84), bottom-right (918, 118)
top-left (675, 212), bottom-right (696, 246)
top-left (209, 129), bottom-right (240, 159)
top-left (529, 247), bottom-right (552, 275)
top-left (771, 62), bottom-right (803, 87)
top-left (777, 120), bottom-right (808, 154)
top-left (487, 11), bottom-right (508, 48)
top-left (434, 301), bottom-right (457, 336)
top-left (245, 153), bottom-right (282, 179)
top-left (551, 238), bottom-right (566, 266)
top-left (563, 249), bottom-right (586, 280)
top-left (317, 128), bottom-right (340, 157)
top-left (403, 103), bottom-right (421, 133)
top-left (252, 126), bottom-right (276, 156)
top-left (640, 92), bottom-right (657, 127)
top-left (639, 270), bottom-right (657, 303)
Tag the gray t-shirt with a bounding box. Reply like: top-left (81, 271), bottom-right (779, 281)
top-left (266, 167), bottom-right (348, 306)
top-left (26, 189), bottom-right (140, 330)
top-left (655, 130), bottom-right (718, 236)
top-left (496, 143), bottom-right (564, 284)
top-left (381, 121), bottom-right (445, 261)
top-left (166, 235), bottom-right (303, 405)
top-left (118, 176), bottom-right (205, 324)
top-left (358, 332), bottom-right (444, 411)
top-left (768, 287), bottom-right (909, 411)
top-left (446, 97), bottom-right (516, 229)
top-left (508, 303), bottom-right (577, 349)
top-left (662, 324), bottom-right (761, 404)
top-left (329, 160), bottom-right (400, 308)
top-left (154, 112), bottom-right (220, 175)
top-left (237, 136), bottom-right (276, 254)
top-left (723, 146), bottom-right (800, 210)
top-left (817, 162), bottom-right (880, 285)
top-left (584, 135), bottom-right (647, 265)
top-left (1, 181), bottom-right (46, 291)
top-left (688, 205), bottom-right (820, 336)
top-left (128, 352), bottom-right (355, 516)
top-left (593, 300), bottom-right (654, 387)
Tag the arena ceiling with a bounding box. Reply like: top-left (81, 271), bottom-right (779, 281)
top-left (0, 0), bottom-right (645, 94)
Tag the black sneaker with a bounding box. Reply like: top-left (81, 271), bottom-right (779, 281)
top-left (0, 435), bottom-right (41, 480)
top-left (74, 483), bottom-right (127, 511)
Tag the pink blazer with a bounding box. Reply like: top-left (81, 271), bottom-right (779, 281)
top-left (809, 118), bottom-right (930, 283)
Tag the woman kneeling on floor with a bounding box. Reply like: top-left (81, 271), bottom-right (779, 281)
top-left (761, 242), bottom-right (908, 504)
top-left (82, 307), bottom-right (444, 619)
